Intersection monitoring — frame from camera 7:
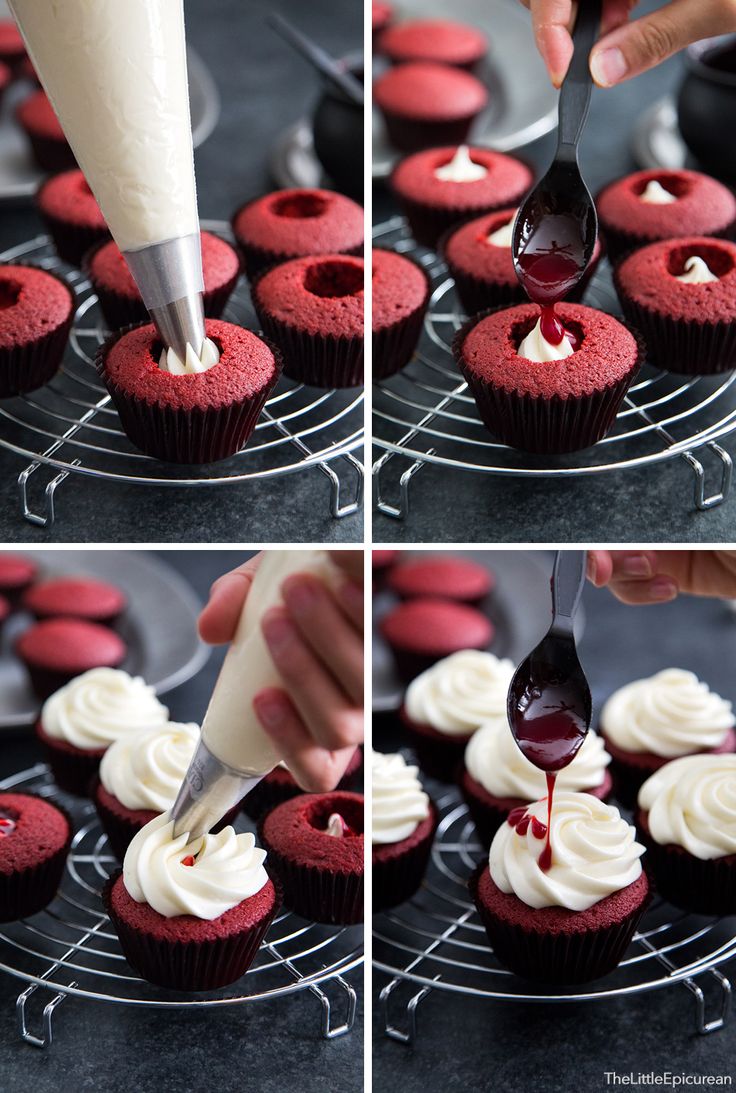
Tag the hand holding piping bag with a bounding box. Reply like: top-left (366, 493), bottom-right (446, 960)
top-left (587, 550), bottom-right (736, 604)
top-left (199, 552), bottom-right (364, 792)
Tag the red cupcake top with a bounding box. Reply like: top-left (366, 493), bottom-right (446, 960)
top-left (373, 549), bottom-right (398, 569)
top-left (374, 62), bottom-right (488, 121)
top-left (0, 553), bottom-right (38, 590)
top-left (90, 231), bottom-right (239, 300)
top-left (373, 1), bottom-right (393, 32)
top-left (372, 248), bottom-right (429, 331)
top-left (388, 556), bottom-right (493, 603)
top-left (233, 188), bottom-right (364, 258)
top-left (17, 618), bottom-right (126, 673)
top-left (261, 791), bottom-right (364, 873)
top-left (254, 254), bottom-right (364, 338)
top-left (379, 19), bottom-right (488, 68)
top-left (16, 89), bottom-right (65, 139)
top-left (0, 594), bottom-right (9, 625)
top-left (37, 169), bottom-right (106, 229)
top-left (0, 20), bottom-right (26, 60)
top-left (0, 265), bottom-right (74, 351)
top-left (102, 319), bottom-right (280, 412)
top-left (0, 793), bottom-right (70, 874)
top-left (615, 236), bottom-right (736, 323)
top-left (459, 302), bottom-right (640, 400)
top-left (381, 598), bottom-right (493, 655)
top-left (23, 577), bottom-right (126, 622)
top-left (597, 169), bottom-right (736, 241)
top-left (392, 147), bottom-right (532, 210)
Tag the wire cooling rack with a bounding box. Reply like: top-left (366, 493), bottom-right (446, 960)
top-left (374, 783), bottom-right (735, 1045)
top-left (0, 221), bottom-right (364, 528)
top-left (0, 764), bottom-right (362, 1049)
top-left (372, 216), bottom-right (735, 518)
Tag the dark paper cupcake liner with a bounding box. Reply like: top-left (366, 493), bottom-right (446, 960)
top-left (35, 721), bottom-right (105, 796)
top-left (104, 873), bottom-right (282, 991)
top-left (23, 131), bottom-right (76, 174)
top-left (400, 709), bottom-right (470, 781)
top-left (235, 235), bottom-right (363, 282)
top-left (372, 802), bottom-right (438, 912)
top-left (453, 308), bottom-right (645, 454)
top-left (385, 645), bottom-right (442, 684)
top-left (253, 296), bottom-right (364, 388)
top-left (379, 109), bottom-right (477, 156)
top-left (0, 264), bottom-right (75, 398)
top-left (636, 813), bottom-right (736, 915)
top-left (469, 864), bottom-right (649, 985)
top-left (38, 209), bottom-right (110, 269)
top-left (260, 846), bottom-right (363, 925)
top-left (0, 797), bottom-right (72, 922)
top-left (95, 323), bottom-right (283, 464)
top-left (373, 256), bottom-right (430, 381)
top-left (600, 218), bottom-right (736, 266)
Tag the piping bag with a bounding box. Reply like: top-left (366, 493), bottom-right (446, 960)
top-left (171, 551), bottom-right (338, 840)
top-left (9, 0), bottom-right (206, 363)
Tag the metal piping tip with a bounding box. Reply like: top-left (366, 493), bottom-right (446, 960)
top-left (149, 291), bottom-right (206, 363)
top-left (171, 738), bottom-right (263, 840)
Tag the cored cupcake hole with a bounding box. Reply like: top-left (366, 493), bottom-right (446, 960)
top-left (666, 242), bottom-right (734, 279)
top-left (435, 149), bottom-right (487, 175)
top-left (271, 192), bottom-right (329, 219)
top-left (510, 315), bottom-right (585, 355)
top-left (150, 335), bottom-right (224, 371)
top-left (304, 260), bottom-right (363, 299)
top-left (0, 279), bottom-right (21, 311)
top-left (306, 797), bottom-right (364, 837)
top-left (632, 173), bottom-right (690, 200)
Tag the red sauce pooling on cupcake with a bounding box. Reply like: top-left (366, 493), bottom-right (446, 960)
top-left (181, 855), bottom-right (196, 867)
top-left (507, 807), bottom-right (547, 840)
top-left (0, 813), bottom-right (16, 837)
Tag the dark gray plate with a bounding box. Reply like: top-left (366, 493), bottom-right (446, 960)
top-left (0, 549), bottom-right (208, 729)
top-left (373, 549), bottom-right (585, 712)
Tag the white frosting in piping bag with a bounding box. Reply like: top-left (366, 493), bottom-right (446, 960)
top-left (675, 256), bottom-right (719, 285)
top-left (159, 337), bottom-right (220, 375)
top-left (372, 751), bottom-right (430, 845)
top-left (42, 668), bottom-right (169, 750)
top-left (638, 754), bottom-right (736, 860)
top-left (489, 791), bottom-right (644, 911)
top-left (405, 650), bottom-right (514, 737)
top-left (518, 317), bottom-right (575, 361)
top-left (434, 146), bottom-right (487, 183)
top-left (99, 721), bottom-right (200, 812)
top-left (639, 179), bottom-right (677, 205)
top-left (486, 217), bottom-right (515, 247)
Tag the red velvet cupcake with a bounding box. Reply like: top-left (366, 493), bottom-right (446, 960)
top-left (259, 792), bottom-right (364, 925)
top-left (372, 1), bottom-right (394, 43)
top-left (0, 21), bottom-right (27, 74)
top-left (97, 319), bottom-right (282, 463)
top-left (388, 554), bottom-right (492, 604)
top-left (36, 170), bottom-right (110, 267)
top-left (372, 549), bottom-right (398, 591)
top-left (16, 90), bottom-right (76, 173)
top-left (374, 63), bottom-right (488, 153)
top-left (597, 169), bottom-right (736, 263)
top-left (391, 147), bottom-right (533, 248)
top-left (373, 248), bottom-right (430, 380)
top-left (252, 254), bottom-right (364, 387)
top-left (442, 208), bottom-right (603, 315)
top-left (372, 751), bottom-right (438, 911)
top-left (23, 576), bottom-right (126, 625)
top-left (0, 793), bottom-right (71, 922)
top-left (454, 302), bottom-right (643, 454)
top-left (0, 264), bottom-right (75, 398)
top-left (614, 237), bottom-right (736, 375)
top-left (18, 620), bottom-right (127, 701)
top-left (241, 747), bottom-right (363, 823)
top-left (378, 19), bottom-right (488, 72)
top-left (0, 60), bottom-right (11, 107)
top-left (232, 188), bottom-right (364, 279)
top-left (0, 553), bottom-right (37, 605)
top-left (381, 598), bottom-right (494, 682)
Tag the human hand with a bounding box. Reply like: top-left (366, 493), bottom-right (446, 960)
top-left (520, 1), bottom-right (736, 89)
top-left (198, 551), bottom-right (364, 792)
top-left (587, 549), bottom-right (736, 604)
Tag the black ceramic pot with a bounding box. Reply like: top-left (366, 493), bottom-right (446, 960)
top-left (312, 54), bottom-right (364, 201)
top-left (677, 35), bottom-right (736, 180)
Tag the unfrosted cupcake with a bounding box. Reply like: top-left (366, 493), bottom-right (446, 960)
top-left (374, 64), bottom-right (489, 153)
top-left (105, 812), bottom-right (279, 991)
top-left (600, 668), bottom-right (735, 806)
top-left (471, 791), bottom-right (649, 984)
top-left (378, 19), bottom-right (488, 72)
top-left (16, 90), bottom-right (75, 173)
top-left (372, 750), bottom-right (438, 911)
top-left (382, 599), bottom-right (494, 683)
top-left (461, 723), bottom-right (612, 846)
top-left (0, 792), bottom-right (72, 922)
top-left (35, 667), bottom-right (169, 796)
top-left (637, 754), bottom-right (736, 914)
top-left (400, 649), bottom-right (513, 779)
top-left (372, 248), bottom-right (430, 381)
top-left (17, 618), bottom-right (127, 700)
top-left (0, 553), bottom-right (37, 606)
top-left (36, 170), bottom-right (110, 267)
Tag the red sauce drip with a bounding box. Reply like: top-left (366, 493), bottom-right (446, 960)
top-left (181, 855), bottom-right (196, 867)
top-left (507, 807), bottom-right (548, 842)
top-left (538, 772), bottom-right (557, 871)
top-left (539, 305), bottom-right (580, 350)
top-left (0, 816), bottom-right (15, 838)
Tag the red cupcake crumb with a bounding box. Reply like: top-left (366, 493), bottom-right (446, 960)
top-left (375, 63), bottom-right (488, 152)
top-left (23, 577), bottom-right (126, 625)
top-left (0, 265), bottom-right (75, 352)
top-left (37, 170), bottom-right (105, 229)
top-left (372, 248), bottom-right (429, 331)
top-left (379, 19), bottom-right (488, 70)
top-left (254, 255), bottom-right (364, 339)
top-left (17, 618), bottom-right (126, 699)
top-left (372, 549), bottom-right (398, 570)
top-left (388, 555), bottom-right (493, 604)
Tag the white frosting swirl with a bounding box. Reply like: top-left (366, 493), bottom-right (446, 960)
top-left (123, 811), bottom-right (269, 919)
top-left (405, 650), bottom-right (514, 737)
top-left (638, 754), bottom-right (736, 860)
top-left (675, 256), bottom-right (719, 285)
top-left (159, 337), bottom-right (220, 375)
top-left (601, 668), bottom-right (733, 757)
top-left (99, 721), bottom-right (200, 812)
top-left (518, 316), bottom-right (575, 361)
top-left (372, 750), bottom-right (430, 845)
top-left (487, 217), bottom-right (514, 247)
top-left (42, 668), bottom-right (169, 750)
top-left (466, 721), bottom-right (610, 799)
top-left (489, 791), bottom-right (644, 911)
top-left (434, 146), bottom-right (487, 183)
top-left (640, 179), bottom-right (677, 204)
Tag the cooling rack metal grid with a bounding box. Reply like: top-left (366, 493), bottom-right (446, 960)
top-left (372, 216), bottom-right (735, 518)
top-left (0, 222), bottom-right (364, 527)
top-left (374, 784), bottom-right (735, 1045)
top-left (0, 764), bottom-right (362, 1049)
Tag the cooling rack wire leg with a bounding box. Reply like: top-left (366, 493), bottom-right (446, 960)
top-left (372, 450), bottom-right (428, 520)
top-left (264, 944), bottom-right (356, 1039)
top-left (16, 980), bottom-right (75, 1048)
top-left (379, 976), bottom-right (435, 1045)
top-left (636, 933), bottom-right (732, 1033)
top-left (681, 443), bottom-right (733, 511)
top-left (18, 460), bottom-right (80, 527)
top-left (318, 452), bottom-right (364, 518)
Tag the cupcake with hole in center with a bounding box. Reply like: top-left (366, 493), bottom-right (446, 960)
top-left (372, 750), bottom-right (437, 911)
top-left (471, 791), bottom-right (649, 984)
top-left (0, 264), bottom-right (76, 399)
top-left (0, 792), bottom-right (72, 922)
top-left (637, 754), bottom-right (736, 914)
top-left (105, 812), bottom-right (280, 991)
top-left (241, 747), bottom-right (363, 822)
top-left (600, 668), bottom-right (735, 807)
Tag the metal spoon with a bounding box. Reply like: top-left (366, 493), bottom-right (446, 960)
top-left (512, 0), bottom-right (602, 305)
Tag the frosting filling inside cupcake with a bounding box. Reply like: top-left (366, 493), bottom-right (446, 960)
top-left (489, 790), bottom-right (644, 911)
top-left (123, 811), bottom-right (269, 919)
top-left (99, 720), bottom-right (199, 812)
top-left (372, 750), bottom-right (430, 844)
top-left (42, 667), bottom-right (169, 750)
top-left (639, 179), bottom-right (677, 204)
top-left (675, 256), bottom-right (719, 284)
top-left (638, 753), bottom-right (736, 859)
top-left (486, 216), bottom-right (515, 247)
top-left (159, 337), bottom-right (220, 375)
top-left (517, 315), bottom-right (576, 361)
top-left (600, 668), bottom-right (733, 757)
top-left (434, 145), bottom-right (488, 183)
top-left (326, 812), bottom-right (352, 837)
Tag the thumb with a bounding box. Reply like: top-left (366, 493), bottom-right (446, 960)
top-left (590, 0), bottom-right (736, 87)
